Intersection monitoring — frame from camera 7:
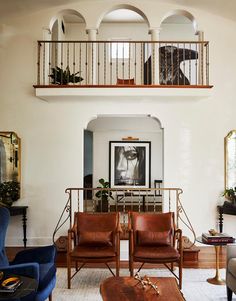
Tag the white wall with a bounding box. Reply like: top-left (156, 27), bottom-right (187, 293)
top-left (1, 0), bottom-right (236, 247)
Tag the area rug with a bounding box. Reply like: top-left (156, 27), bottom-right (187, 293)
top-left (54, 268), bottom-right (228, 300)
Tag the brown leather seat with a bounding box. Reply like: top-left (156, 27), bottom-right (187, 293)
top-left (129, 212), bottom-right (183, 289)
top-left (67, 212), bottom-right (120, 288)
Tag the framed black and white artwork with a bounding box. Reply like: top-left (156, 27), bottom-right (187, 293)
top-left (109, 141), bottom-right (151, 189)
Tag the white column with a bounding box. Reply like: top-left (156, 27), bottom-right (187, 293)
top-left (86, 28), bottom-right (97, 85)
top-left (198, 30), bottom-right (204, 85)
top-left (149, 27), bottom-right (161, 85)
top-left (42, 27), bottom-right (52, 85)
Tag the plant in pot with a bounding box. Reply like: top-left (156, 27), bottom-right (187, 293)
top-left (0, 181), bottom-right (20, 208)
top-left (49, 66), bottom-right (83, 85)
top-left (222, 187), bottom-right (236, 213)
top-left (95, 178), bottom-right (113, 212)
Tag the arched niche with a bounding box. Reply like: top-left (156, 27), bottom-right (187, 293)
top-left (97, 5), bottom-right (150, 41)
top-left (50, 9), bottom-right (86, 41)
top-left (160, 10), bottom-right (199, 41)
top-left (84, 115), bottom-right (163, 191)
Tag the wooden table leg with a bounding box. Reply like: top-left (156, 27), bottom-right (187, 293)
top-left (22, 209), bottom-right (27, 248)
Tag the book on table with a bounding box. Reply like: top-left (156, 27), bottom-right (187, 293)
top-left (202, 233), bottom-right (234, 243)
top-left (0, 276), bottom-right (23, 293)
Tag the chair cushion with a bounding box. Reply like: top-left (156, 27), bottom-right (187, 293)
top-left (38, 263), bottom-right (56, 290)
top-left (134, 246), bottom-right (180, 260)
top-left (228, 258), bottom-right (236, 278)
top-left (70, 245), bottom-right (116, 258)
top-left (78, 231), bottom-right (112, 247)
top-left (137, 230), bottom-right (171, 246)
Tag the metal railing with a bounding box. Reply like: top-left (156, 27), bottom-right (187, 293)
top-left (36, 40), bottom-right (210, 87)
top-left (53, 187), bottom-right (196, 247)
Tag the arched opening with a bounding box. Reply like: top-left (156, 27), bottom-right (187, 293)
top-left (83, 115), bottom-right (163, 211)
top-left (160, 10), bottom-right (198, 40)
top-left (50, 9), bottom-right (86, 41)
top-left (159, 10), bottom-right (200, 85)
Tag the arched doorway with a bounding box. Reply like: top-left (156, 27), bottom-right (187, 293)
top-left (84, 114), bottom-right (163, 193)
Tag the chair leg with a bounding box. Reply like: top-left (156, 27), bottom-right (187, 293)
top-left (130, 257), bottom-right (134, 277)
top-left (116, 257), bottom-right (120, 276)
top-left (179, 260), bottom-right (182, 290)
top-left (67, 256), bottom-right (71, 289)
top-left (227, 286), bottom-right (233, 301)
top-left (49, 293), bottom-right (52, 301)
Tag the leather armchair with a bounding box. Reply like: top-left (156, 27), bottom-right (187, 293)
top-left (129, 211), bottom-right (183, 289)
top-left (0, 207), bottom-right (56, 301)
top-left (67, 212), bottom-right (120, 289)
top-left (226, 244), bottom-right (236, 300)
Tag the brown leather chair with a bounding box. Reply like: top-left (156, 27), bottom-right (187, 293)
top-left (67, 212), bottom-right (120, 288)
top-left (128, 211), bottom-right (183, 289)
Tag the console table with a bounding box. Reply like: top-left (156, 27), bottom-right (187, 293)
top-left (9, 206), bottom-right (28, 248)
top-left (217, 204), bottom-right (236, 233)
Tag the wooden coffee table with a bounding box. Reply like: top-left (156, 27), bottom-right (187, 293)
top-left (100, 276), bottom-right (185, 301)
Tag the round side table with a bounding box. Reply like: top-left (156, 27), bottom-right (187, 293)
top-left (196, 236), bottom-right (227, 285)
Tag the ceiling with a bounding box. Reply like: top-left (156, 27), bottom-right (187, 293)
top-left (1, 0), bottom-right (236, 22)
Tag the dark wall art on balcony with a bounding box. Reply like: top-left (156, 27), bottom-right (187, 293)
top-left (109, 141), bottom-right (151, 189)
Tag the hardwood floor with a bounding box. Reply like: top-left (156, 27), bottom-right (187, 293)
top-left (6, 246), bottom-right (227, 269)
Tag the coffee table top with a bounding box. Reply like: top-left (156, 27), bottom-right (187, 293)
top-left (100, 276), bottom-right (185, 301)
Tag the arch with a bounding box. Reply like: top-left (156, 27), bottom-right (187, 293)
top-left (160, 9), bottom-right (198, 34)
top-left (49, 9), bottom-right (86, 32)
top-left (96, 4), bottom-right (150, 28)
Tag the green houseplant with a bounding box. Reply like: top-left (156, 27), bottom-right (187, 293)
top-left (49, 66), bottom-right (83, 85)
top-left (222, 187), bottom-right (236, 204)
top-left (0, 181), bottom-right (20, 207)
top-left (95, 178), bottom-right (113, 212)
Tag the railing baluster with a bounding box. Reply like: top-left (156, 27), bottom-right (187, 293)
top-left (189, 43), bottom-right (191, 84)
top-left (134, 43), bottom-right (137, 84)
top-left (37, 42), bottom-right (41, 85)
top-left (43, 42), bottom-right (45, 85)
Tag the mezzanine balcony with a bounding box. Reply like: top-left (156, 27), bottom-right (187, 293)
top-left (34, 40), bottom-right (212, 101)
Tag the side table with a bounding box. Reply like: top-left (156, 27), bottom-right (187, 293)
top-left (0, 275), bottom-right (37, 300)
top-left (196, 236), bottom-right (227, 285)
top-left (9, 206), bottom-right (28, 248)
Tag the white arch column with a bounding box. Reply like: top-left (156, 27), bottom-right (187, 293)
top-left (198, 30), bottom-right (204, 85)
top-left (42, 27), bottom-right (52, 85)
top-left (86, 28), bottom-right (98, 85)
top-left (149, 27), bottom-right (161, 85)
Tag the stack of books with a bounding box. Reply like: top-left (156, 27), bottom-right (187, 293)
top-left (202, 233), bottom-right (234, 244)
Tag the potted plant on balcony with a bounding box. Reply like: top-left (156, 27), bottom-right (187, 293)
top-left (222, 187), bottom-right (236, 214)
top-left (95, 178), bottom-right (113, 212)
top-left (49, 66), bottom-right (83, 85)
top-left (0, 181), bottom-right (20, 208)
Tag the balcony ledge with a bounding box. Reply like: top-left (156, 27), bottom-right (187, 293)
top-left (33, 85), bottom-right (213, 102)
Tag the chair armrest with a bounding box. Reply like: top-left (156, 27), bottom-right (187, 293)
top-left (174, 228), bottom-right (182, 251)
top-left (11, 245), bottom-right (56, 265)
top-left (227, 244), bottom-right (236, 262)
top-left (3, 262), bottom-right (40, 282)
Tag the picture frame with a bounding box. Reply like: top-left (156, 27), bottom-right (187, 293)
top-left (109, 141), bottom-right (151, 189)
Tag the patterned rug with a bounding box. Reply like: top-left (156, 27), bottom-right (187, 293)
top-left (54, 268), bottom-right (228, 300)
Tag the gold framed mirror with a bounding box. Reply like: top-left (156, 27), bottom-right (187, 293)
top-left (225, 130), bottom-right (236, 189)
top-left (0, 132), bottom-right (21, 184)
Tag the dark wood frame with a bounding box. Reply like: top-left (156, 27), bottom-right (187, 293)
top-left (109, 141), bottom-right (151, 189)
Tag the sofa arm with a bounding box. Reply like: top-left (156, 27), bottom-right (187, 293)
top-left (11, 245), bottom-right (56, 265)
top-left (227, 244), bottom-right (236, 262)
top-left (1, 262), bottom-right (39, 282)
